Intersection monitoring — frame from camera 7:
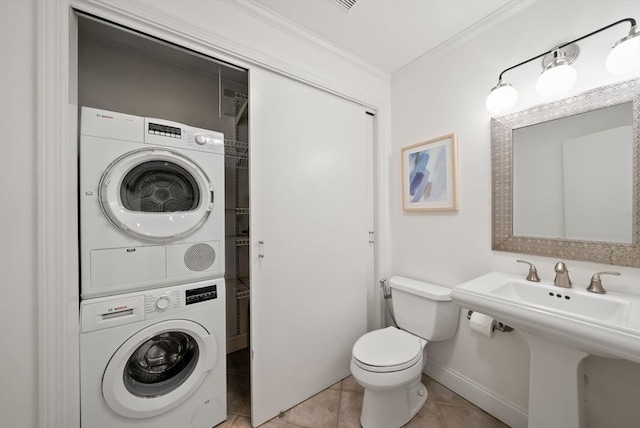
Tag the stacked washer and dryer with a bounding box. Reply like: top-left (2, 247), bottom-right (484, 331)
top-left (79, 107), bottom-right (227, 428)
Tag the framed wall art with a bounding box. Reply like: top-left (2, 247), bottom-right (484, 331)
top-left (401, 133), bottom-right (458, 211)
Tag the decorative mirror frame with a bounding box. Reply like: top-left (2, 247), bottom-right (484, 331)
top-left (491, 78), bottom-right (640, 267)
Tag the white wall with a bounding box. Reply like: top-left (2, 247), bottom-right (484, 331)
top-left (0, 1), bottom-right (39, 427)
top-left (0, 0), bottom-right (392, 426)
top-left (391, 1), bottom-right (640, 427)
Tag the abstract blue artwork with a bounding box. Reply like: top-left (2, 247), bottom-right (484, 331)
top-left (402, 134), bottom-right (458, 211)
top-left (408, 145), bottom-right (447, 203)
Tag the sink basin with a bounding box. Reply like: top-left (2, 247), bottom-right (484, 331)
top-left (452, 271), bottom-right (640, 428)
top-left (492, 280), bottom-right (630, 325)
top-left (452, 271), bottom-right (640, 363)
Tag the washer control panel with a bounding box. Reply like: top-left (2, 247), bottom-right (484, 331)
top-left (144, 289), bottom-right (182, 314)
top-left (80, 279), bottom-right (225, 331)
top-left (155, 296), bottom-right (171, 310)
top-left (143, 284), bottom-right (218, 316)
top-left (186, 284), bottom-right (217, 305)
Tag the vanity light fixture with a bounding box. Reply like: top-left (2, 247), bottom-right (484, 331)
top-left (535, 47), bottom-right (579, 97)
top-left (486, 18), bottom-right (639, 114)
top-left (485, 80), bottom-right (518, 114)
top-left (606, 24), bottom-right (640, 75)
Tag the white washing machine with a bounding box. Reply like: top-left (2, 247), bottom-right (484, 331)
top-left (80, 107), bottom-right (225, 298)
top-left (80, 279), bottom-right (226, 428)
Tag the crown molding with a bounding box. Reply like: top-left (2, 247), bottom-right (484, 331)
top-left (224, 0), bottom-right (391, 81)
top-left (395, 0), bottom-right (538, 76)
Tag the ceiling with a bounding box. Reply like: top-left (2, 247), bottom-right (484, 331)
top-left (249, 0), bottom-right (515, 75)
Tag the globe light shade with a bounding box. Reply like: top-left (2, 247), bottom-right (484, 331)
top-left (606, 29), bottom-right (640, 75)
top-left (486, 82), bottom-right (518, 114)
top-left (536, 62), bottom-right (577, 97)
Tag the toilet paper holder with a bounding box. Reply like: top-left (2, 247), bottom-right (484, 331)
top-left (467, 311), bottom-right (513, 333)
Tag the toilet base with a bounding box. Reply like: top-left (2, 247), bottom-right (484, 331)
top-left (360, 378), bottom-right (427, 428)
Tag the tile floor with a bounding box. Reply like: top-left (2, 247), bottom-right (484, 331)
top-left (220, 349), bottom-right (510, 428)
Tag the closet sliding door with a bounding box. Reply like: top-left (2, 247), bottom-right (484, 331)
top-left (249, 68), bottom-right (374, 426)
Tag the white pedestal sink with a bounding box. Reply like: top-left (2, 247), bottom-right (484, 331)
top-left (523, 332), bottom-right (588, 427)
top-left (451, 271), bottom-right (640, 428)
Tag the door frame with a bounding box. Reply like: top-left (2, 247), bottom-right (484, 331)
top-left (38, 1), bottom-right (389, 426)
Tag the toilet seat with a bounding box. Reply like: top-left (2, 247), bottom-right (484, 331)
top-left (352, 327), bottom-right (424, 373)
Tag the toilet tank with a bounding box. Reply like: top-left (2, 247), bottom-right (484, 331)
top-left (389, 276), bottom-right (458, 341)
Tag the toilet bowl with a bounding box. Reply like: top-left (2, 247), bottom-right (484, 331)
top-left (351, 327), bottom-right (428, 428)
top-left (350, 276), bottom-right (459, 428)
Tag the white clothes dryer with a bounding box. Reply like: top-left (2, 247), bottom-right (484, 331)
top-left (80, 279), bottom-right (226, 428)
top-left (80, 107), bottom-right (225, 298)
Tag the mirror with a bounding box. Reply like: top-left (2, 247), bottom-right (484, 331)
top-left (491, 78), bottom-right (639, 267)
top-left (513, 102), bottom-right (633, 243)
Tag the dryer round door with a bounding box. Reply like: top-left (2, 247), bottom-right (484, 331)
top-left (99, 148), bottom-right (214, 242)
top-left (102, 319), bottom-right (218, 419)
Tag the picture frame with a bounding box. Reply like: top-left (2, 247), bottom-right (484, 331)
top-left (401, 133), bottom-right (458, 211)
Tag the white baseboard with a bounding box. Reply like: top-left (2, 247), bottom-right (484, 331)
top-left (424, 359), bottom-right (528, 428)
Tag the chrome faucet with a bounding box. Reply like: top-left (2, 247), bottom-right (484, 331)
top-left (554, 262), bottom-right (572, 288)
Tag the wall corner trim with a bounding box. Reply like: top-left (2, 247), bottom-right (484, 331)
top-left (394, 0), bottom-right (538, 77)
top-left (424, 359), bottom-right (529, 428)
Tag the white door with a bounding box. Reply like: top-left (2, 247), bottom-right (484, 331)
top-left (249, 68), bottom-right (374, 426)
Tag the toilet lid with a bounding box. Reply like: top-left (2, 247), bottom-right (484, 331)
top-left (352, 327), bottom-right (423, 372)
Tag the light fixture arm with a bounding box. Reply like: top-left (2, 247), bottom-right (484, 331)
top-left (497, 18), bottom-right (637, 81)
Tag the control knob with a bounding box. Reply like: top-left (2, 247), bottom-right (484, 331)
top-left (155, 296), bottom-right (171, 310)
top-left (195, 134), bottom-right (207, 145)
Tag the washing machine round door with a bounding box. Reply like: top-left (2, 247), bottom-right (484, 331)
top-left (102, 320), bottom-right (218, 419)
top-left (99, 148), bottom-right (214, 243)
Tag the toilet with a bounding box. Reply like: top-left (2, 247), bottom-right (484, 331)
top-left (350, 276), bottom-right (459, 428)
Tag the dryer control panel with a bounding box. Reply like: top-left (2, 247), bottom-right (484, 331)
top-left (144, 117), bottom-right (224, 155)
top-left (148, 122), bottom-right (182, 138)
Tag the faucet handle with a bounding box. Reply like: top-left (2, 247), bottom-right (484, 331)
top-left (586, 271), bottom-right (620, 294)
top-left (516, 260), bottom-right (540, 282)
